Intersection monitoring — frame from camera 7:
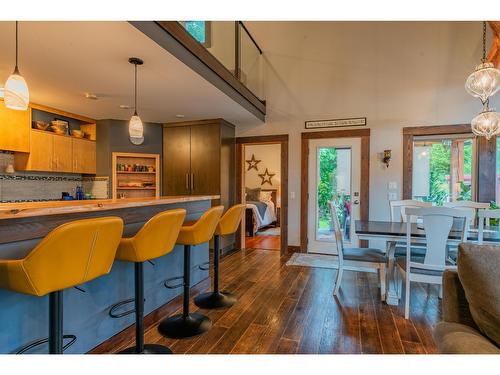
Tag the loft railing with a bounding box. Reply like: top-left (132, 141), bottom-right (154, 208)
top-left (178, 21), bottom-right (264, 103)
top-left (150, 21), bottom-right (266, 121)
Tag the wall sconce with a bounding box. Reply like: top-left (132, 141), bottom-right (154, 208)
top-left (383, 150), bottom-right (391, 168)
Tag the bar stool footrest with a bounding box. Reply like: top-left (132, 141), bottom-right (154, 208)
top-left (118, 344), bottom-right (173, 354)
top-left (16, 334), bottom-right (76, 354)
top-left (158, 313), bottom-right (212, 339)
top-left (194, 291), bottom-right (237, 309)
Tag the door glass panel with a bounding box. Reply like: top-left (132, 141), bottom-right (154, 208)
top-left (412, 136), bottom-right (474, 205)
top-left (316, 147), bottom-right (351, 242)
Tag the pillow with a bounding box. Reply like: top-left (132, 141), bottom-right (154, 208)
top-left (457, 243), bottom-right (500, 346)
top-left (245, 187), bottom-right (261, 201)
top-left (259, 191), bottom-right (273, 203)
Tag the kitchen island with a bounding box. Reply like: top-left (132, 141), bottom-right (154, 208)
top-left (0, 195), bottom-right (219, 354)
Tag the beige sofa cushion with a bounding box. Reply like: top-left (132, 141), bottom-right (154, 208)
top-left (434, 322), bottom-right (500, 354)
top-left (458, 243), bottom-right (500, 347)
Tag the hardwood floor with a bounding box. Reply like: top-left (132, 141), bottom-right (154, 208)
top-left (91, 248), bottom-right (440, 354)
top-left (245, 235), bottom-right (281, 250)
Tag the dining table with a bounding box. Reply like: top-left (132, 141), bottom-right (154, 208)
top-left (354, 220), bottom-right (500, 305)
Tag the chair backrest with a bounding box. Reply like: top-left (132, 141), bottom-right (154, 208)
top-left (23, 217), bottom-right (124, 296)
top-left (131, 208), bottom-right (186, 261)
top-left (183, 205), bottom-right (224, 245)
top-left (405, 207), bottom-right (471, 272)
top-left (389, 200), bottom-right (432, 223)
top-left (443, 201), bottom-right (490, 225)
top-left (477, 209), bottom-right (500, 245)
top-left (216, 204), bottom-right (246, 236)
top-left (328, 201), bottom-right (344, 261)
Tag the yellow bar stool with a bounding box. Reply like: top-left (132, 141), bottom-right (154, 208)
top-left (114, 208), bottom-right (186, 354)
top-left (195, 204), bottom-right (245, 309)
top-left (158, 205), bottom-right (224, 339)
top-left (0, 217), bottom-right (123, 354)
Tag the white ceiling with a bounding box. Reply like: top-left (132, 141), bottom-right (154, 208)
top-left (0, 21), bottom-right (262, 126)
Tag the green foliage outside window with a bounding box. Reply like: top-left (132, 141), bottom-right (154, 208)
top-left (184, 21), bottom-right (206, 44)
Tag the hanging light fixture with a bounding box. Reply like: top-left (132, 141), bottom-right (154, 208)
top-left (128, 57), bottom-right (144, 145)
top-left (465, 22), bottom-right (500, 104)
top-left (471, 101), bottom-right (500, 140)
top-left (4, 21), bottom-right (29, 111)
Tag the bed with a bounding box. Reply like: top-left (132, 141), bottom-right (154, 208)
top-left (245, 188), bottom-right (278, 237)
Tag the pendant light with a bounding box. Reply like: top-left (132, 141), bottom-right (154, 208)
top-left (128, 57), bottom-right (144, 145)
top-left (471, 100), bottom-right (500, 140)
top-left (465, 22), bottom-right (500, 104)
top-left (4, 21), bottom-right (29, 111)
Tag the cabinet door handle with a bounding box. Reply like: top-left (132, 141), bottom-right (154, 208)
top-left (190, 173), bottom-right (194, 192)
top-left (185, 173), bottom-right (189, 191)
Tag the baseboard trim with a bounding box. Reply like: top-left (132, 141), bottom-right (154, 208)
top-left (287, 245), bottom-right (303, 254)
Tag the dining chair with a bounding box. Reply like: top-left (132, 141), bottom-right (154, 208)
top-left (478, 209), bottom-right (500, 245)
top-left (329, 202), bottom-right (387, 301)
top-left (443, 201), bottom-right (490, 226)
top-left (396, 207), bottom-right (472, 319)
top-left (389, 199), bottom-right (432, 223)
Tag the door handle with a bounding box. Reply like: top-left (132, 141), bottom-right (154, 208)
top-left (185, 173), bottom-right (189, 191)
top-left (353, 200), bottom-right (360, 205)
top-left (190, 173), bottom-right (194, 192)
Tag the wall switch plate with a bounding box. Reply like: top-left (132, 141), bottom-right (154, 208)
top-left (388, 181), bottom-right (397, 190)
top-left (290, 191), bottom-right (295, 199)
top-left (388, 192), bottom-right (398, 201)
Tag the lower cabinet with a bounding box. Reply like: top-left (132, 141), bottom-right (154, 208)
top-left (15, 130), bottom-right (96, 174)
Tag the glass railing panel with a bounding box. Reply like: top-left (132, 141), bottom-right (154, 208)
top-left (239, 22), bottom-right (263, 100)
top-left (179, 21), bottom-right (236, 75)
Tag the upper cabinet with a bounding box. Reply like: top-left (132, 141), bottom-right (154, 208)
top-left (12, 103), bottom-right (97, 174)
top-left (0, 99), bottom-right (31, 153)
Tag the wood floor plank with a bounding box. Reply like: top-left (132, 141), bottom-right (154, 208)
top-left (357, 273), bottom-right (384, 354)
top-left (275, 338), bottom-right (299, 354)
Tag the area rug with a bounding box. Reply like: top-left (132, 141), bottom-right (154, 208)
top-left (286, 253), bottom-right (339, 270)
top-left (257, 227), bottom-right (281, 236)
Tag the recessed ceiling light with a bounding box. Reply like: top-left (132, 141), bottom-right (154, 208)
top-left (175, 114), bottom-right (185, 118)
top-left (85, 93), bottom-right (98, 100)
top-left (120, 104), bottom-right (131, 109)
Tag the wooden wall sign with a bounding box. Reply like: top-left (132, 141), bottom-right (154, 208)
top-left (305, 117), bottom-right (367, 129)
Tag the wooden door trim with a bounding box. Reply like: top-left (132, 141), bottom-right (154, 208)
top-left (301, 129), bottom-right (371, 251)
top-left (402, 124), bottom-right (496, 202)
top-left (235, 134), bottom-right (289, 256)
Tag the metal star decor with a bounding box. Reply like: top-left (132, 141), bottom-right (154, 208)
top-left (258, 168), bottom-right (275, 186)
top-left (245, 154), bottom-right (261, 171)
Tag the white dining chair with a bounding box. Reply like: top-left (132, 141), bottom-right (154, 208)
top-left (478, 209), bottom-right (500, 245)
top-left (443, 201), bottom-right (489, 226)
top-left (389, 199), bottom-right (432, 223)
top-left (329, 202), bottom-right (387, 301)
top-left (396, 207), bottom-right (471, 319)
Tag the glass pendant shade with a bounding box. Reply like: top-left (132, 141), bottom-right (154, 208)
top-left (4, 68), bottom-right (29, 110)
top-left (129, 113), bottom-right (144, 145)
top-left (465, 62), bottom-right (500, 103)
top-left (471, 108), bottom-right (500, 140)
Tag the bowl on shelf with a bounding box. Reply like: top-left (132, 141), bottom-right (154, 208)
top-left (83, 132), bottom-right (92, 140)
top-left (34, 121), bottom-right (49, 131)
top-left (71, 130), bottom-right (84, 138)
top-left (50, 120), bottom-right (68, 135)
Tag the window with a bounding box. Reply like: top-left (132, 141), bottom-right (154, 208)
top-left (412, 135), bottom-right (476, 205)
top-left (180, 21), bottom-right (211, 47)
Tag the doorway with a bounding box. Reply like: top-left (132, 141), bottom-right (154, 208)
top-left (301, 129), bottom-right (370, 252)
top-left (307, 137), bottom-right (361, 254)
top-left (236, 135), bottom-right (289, 256)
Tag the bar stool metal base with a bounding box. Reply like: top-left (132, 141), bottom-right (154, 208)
top-left (194, 291), bottom-right (237, 309)
top-left (158, 313), bottom-right (212, 339)
top-left (119, 344), bottom-right (173, 354)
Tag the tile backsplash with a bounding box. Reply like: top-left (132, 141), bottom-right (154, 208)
top-left (0, 151), bottom-right (108, 202)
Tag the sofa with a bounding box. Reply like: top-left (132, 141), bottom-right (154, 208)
top-left (433, 243), bottom-right (500, 354)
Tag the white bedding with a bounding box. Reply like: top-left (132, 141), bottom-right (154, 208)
top-left (246, 200), bottom-right (277, 232)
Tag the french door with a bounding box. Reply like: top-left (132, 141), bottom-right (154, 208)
top-left (307, 138), bottom-right (361, 254)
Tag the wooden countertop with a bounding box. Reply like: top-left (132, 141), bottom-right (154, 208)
top-left (0, 195), bottom-right (220, 220)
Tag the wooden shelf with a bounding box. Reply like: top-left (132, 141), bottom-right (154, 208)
top-left (112, 152), bottom-right (160, 199)
top-left (117, 187), bottom-right (157, 190)
top-left (116, 171), bottom-right (156, 174)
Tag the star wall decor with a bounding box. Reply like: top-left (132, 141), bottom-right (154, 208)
top-left (258, 168), bottom-right (275, 186)
top-left (245, 154), bottom-right (261, 171)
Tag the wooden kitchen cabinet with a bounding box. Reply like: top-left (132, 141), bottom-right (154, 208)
top-left (15, 130), bottom-right (54, 171)
top-left (162, 126), bottom-right (191, 195)
top-left (0, 99), bottom-right (31, 152)
top-left (53, 135), bottom-right (73, 173)
top-left (72, 138), bottom-right (96, 174)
